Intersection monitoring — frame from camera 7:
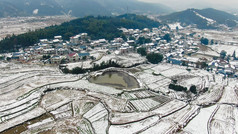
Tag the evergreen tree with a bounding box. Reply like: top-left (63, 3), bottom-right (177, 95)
top-left (162, 34), bottom-right (171, 42)
top-left (146, 53), bottom-right (163, 64)
top-left (200, 37), bottom-right (209, 45)
top-left (190, 85), bottom-right (197, 94)
top-left (137, 47), bottom-right (147, 56)
top-left (220, 50), bottom-right (227, 59)
top-left (232, 50), bottom-right (236, 60)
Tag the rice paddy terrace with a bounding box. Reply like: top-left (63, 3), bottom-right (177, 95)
top-left (0, 62), bottom-right (237, 134)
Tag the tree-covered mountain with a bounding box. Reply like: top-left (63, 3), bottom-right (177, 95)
top-left (0, 0), bottom-right (173, 17)
top-left (159, 8), bottom-right (238, 29)
top-left (0, 14), bottom-right (161, 52)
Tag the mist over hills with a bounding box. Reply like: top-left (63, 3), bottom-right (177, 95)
top-left (0, 0), bottom-right (173, 17)
top-left (0, 0), bottom-right (63, 17)
top-left (159, 8), bottom-right (238, 29)
top-left (55, 0), bottom-right (173, 17)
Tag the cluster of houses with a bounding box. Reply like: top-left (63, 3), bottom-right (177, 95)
top-left (120, 26), bottom-right (238, 77)
top-left (1, 25), bottom-right (238, 77)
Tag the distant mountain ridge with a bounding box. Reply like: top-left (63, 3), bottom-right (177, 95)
top-left (0, 0), bottom-right (173, 17)
top-left (159, 8), bottom-right (238, 29)
top-left (55, 0), bottom-right (173, 17)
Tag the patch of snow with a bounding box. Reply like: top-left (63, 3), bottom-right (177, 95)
top-left (109, 115), bottom-right (159, 134)
top-left (33, 9), bottom-right (39, 15)
top-left (184, 105), bottom-right (217, 134)
top-left (168, 23), bottom-right (183, 30)
top-left (193, 11), bottom-right (216, 25)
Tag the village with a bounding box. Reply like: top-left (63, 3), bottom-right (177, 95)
top-left (1, 24), bottom-right (238, 77)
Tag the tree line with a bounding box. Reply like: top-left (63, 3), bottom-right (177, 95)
top-left (61, 60), bottom-right (121, 74)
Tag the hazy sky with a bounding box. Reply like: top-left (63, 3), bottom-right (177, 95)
top-left (138, 0), bottom-right (238, 12)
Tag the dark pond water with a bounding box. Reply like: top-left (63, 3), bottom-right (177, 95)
top-left (89, 71), bottom-right (140, 90)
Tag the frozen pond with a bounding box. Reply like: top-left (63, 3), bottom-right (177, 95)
top-left (89, 71), bottom-right (140, 90)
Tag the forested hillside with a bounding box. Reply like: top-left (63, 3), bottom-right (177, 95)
top-left (0, 14), bottom-right (160, 52)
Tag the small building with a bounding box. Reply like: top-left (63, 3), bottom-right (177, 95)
top-left (43, 48), bottom-right (56, 55)
top-left (70, 35), bottom-right (81, 44)
top-left (39, 39), bottom-right (49, 44)
top-left (78, 53), bottom-right (90, 59)
top-left (54, 36), bottom-right (62, 40)
top-left (11, 52), bottom-right (25, 60)
top-left (51, 55), bottom-right (61, 64)
top-left (57, 48), bottom-right (68, 55)
top-left (168, 57), bottom-right (183, 65)
top-left (67, 53), bottom-right (79, 62)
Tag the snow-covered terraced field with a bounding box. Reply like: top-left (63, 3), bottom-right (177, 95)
top-left (121, 90), bottom-right (156, 100)
top-left (209, 105), bottom-right (238, 134)
top-left (0, 62), bottom-right (237, 134)
top-left (140, 105), bottom-right (199, 133)
top-left (192, 83), bottom-right (223, 106)
top-left (109, 115), bottom-right (160, 134)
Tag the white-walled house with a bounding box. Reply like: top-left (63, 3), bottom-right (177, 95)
top-left (67, 53), bottom-right (79, 62)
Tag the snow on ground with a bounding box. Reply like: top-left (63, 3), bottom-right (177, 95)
top-left (219, 85), bottom-right (238, 105)
top-left (109, 115), bottom-right (159, 134)
top-left (110, 112), bottom-right (154, 124)
top-left (209, 44), bottom-right (238, 55)
top-left (111, 99), bottom-right (186, 124)
top-left (0, 107), bottom-right (46, 132)
top-left (141, 120), bottom-right (175, 134)
top-left (184, 105), bottom-right (217, 134)
top-left (66, 61), bottom-right (93, 70)
top-left (95, 53), bottom-right (146, 67)
top-left (128, 98), bottom-right (162, 112)
top-left (87, 92), bottom-right (127, 112)
top-left (210, 105), bottom-right (236, 134)
top-left (168, 23), bottom-right (183, 30)
top-left (141, 105), bottom-right (199, 133)
top-left (192, 83), bottom-right (223, 106)
top-left (152, 99), bottom-right (187, 117)
top-left (193, 29), bottom-right (238, 44)
top-left (83, 103), bottom-right (108, 134)
top-left (177, 76), bottom-right (203, 89)
top-left (235, 107), bottom-right (238, 133)
top-left (195, 50), bottom-right (220, 58)
top-left (0, 63), bottom-right (78, 106)
top-left (151, 63), bottom-right (173, 73)
top-left (41, 90), bottom-right (86, 110)
top-left (1, 61), bottom-right (237, 134)
top-left (193, 11), bottom-right (216, 24)
top-left (160, 68), bottom-right (189, 78)
top-left (51, 79), bottom-right (122, 95)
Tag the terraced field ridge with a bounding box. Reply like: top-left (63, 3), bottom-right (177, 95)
top-left (0, 62), bottom-right (237, 134)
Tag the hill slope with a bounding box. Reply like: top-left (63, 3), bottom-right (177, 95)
top-left (55, 0), bottom-right (173, 17)
top-left (0, 1), bottom-right (26, 17)
top-left (0, 14), bottom-right (161, 52)
top-left (0, 0), bottom-right (64, 17)
top-left (159, 8), bottom-right (238, 29)
top-left (0, 0), bottom-right (173, 17)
